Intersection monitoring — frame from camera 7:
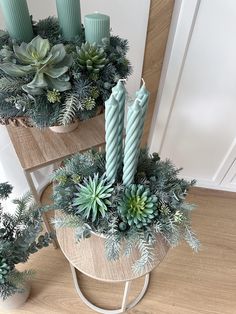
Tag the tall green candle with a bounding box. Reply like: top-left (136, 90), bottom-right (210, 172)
top-left (105, 94), bottom-right (120, 182)
top-left (84, 13), bottom-right (110, 45)
top-left (112, 80), bottom-right (127, 167)
top-left (56, 0), bottom-right (82, 41)
top-left (123, 99), bottom-right (143, 186)
top-left (0, 0), bottom-right (33, 42)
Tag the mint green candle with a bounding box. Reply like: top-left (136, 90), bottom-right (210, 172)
top-left (84, 13), bottom-right (110, 45)
top-left (56, 0), bottom-right (82, 40)
top-left (112, 80), bottom-right (127, 167)
top-left (105, 94), bottom-right (120, 182)
top-left (123, 99), bottom-right (143, 186)
top-left (136, 80), bottom-right (150, 144)
top-left (0, 0), bottom-right (33, 42)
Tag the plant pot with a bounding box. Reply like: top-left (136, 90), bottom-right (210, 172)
top-left (49, 120), bottom-right (79, 133)
top-left (0, 283), bottom-right (30, 311)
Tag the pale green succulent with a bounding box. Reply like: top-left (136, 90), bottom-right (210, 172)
top-left (119, 185), bottom-right (158, 229)
top-left (0, 36), bottom-right (72, 95)
top-left (73, 174), bottom-right (113, 222)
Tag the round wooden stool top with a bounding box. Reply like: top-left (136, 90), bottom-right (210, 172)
top-left (56, 214), bottom-right (170, 283)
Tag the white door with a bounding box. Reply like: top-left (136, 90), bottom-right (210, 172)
top-left (149, 0), bottom-right (236, 192)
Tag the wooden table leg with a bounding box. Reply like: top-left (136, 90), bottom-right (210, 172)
top-left (69, 263), bottom-right (150, 313)
top-left (24, 169), bottom-right (58, 248)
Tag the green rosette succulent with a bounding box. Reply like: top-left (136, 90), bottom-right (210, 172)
top-left (0, 258), bottom-right (11, 284)
top-left (119, 185), bottom-right (158, 229)
top-left (73, 173), bottom-right (113, 222)
top-left (0, 36), bottom-right (72, 95)
top-left (76, 42), bottom-right (107, 74)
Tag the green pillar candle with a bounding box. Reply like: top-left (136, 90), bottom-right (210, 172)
top-left (123, 99), bottom-right (143, 186)
top-left (56, 0), bottom-right (82, 41)
top-left (112, 80), bottom-right (127, 167)
top-left (105, 94), bottom-right (120, 182)
top-left (0, 0), bottom-right (33, 42)
top-left (84, 12), bottom-right (110, 45)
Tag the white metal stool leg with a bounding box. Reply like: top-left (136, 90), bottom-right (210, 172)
top-left (70, 263), bottom-right (150, 314)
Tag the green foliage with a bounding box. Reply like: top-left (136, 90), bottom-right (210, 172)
top-left (119, 185), bottom-right (158, 228)
top-left (0, 17), bottom-right (131, 127)
top-left (52, 149), bottom-right (200, 273)
top-left (0, 183), bottom-right (12, 200)
top-left (0, 36), bottom-right (72, 95)
top-left (0, 185), bottom-right (52, 299)
top-left (76, 42), bottom-right (107, 74)
top-left (73, 174), bottom-right (113, 222)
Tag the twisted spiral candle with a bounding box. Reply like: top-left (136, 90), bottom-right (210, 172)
top-left (105, 94), bottom-right (120, 182)
top-left (112, 80), bottom-right (126, 167)
top-left (123, 99), bottom-right (143, 186)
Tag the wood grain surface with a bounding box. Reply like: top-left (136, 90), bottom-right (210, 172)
top-left (142, 0), bottom-right (174, 145)
top-left (56, 213), bottom-right (169, 282)
top-left (8, 186), bottom-right (236, 314)
top-left (6, 114), bottom-right (105, 171)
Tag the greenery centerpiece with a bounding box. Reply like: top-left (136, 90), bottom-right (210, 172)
top-left (0, 17), bottom-right (131, 128)
top-left (52, 79), bottom-right (200, 275)
top-left (0, 182), bottom-right (52, 303)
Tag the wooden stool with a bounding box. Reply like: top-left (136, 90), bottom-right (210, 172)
top-left (56, 217), bottom-right (169, 313)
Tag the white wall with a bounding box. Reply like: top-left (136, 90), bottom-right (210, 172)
top-left (149, 0), bottom-right (236, 192)
top-left (0, 0), bottom-right (150, 197)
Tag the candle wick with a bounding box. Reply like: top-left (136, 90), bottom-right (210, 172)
top-left (119, 79), bottom-right (127, 82)
top-left (141, 77), bottom-right (145, 86)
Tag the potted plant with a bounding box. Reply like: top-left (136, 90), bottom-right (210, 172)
top-left (0, 14), bottom-right (131, 132)
top-left (0, 182), bottom-right (52, 310)
top-left (52, 149), bottom-right (200, 275)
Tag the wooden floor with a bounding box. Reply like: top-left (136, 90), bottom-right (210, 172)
top-left (9, 186), bottom-right (236, 314)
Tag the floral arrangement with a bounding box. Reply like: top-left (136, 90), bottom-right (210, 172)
top-left (0, 182), bottom-right (52, 300)
top-left (0, 16), bottom-right (131, 127)
top-left (52, 149), bottom-right (200, 274)
top-left (52, 65), bottom-right (200, 274)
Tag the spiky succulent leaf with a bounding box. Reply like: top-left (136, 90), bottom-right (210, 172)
top-left (76, 42), bottom-right (107, 74)
top-left (119, 185), bottom-right (158, 229)
top-left (73, 174), bottom-right (113, 222)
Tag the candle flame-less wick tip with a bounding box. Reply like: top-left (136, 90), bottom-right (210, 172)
top-left (119, 79), bottom-right (127, 82)
top-left (141, 78), bottom-right (145, 86)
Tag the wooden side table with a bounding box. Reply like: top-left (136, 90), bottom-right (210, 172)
top-left (6, 115), bottom-right (106, 241)
top-left (56, 217), bottom-right (169, 313)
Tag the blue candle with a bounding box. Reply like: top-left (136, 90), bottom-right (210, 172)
top-left (84, 12), bottom-right (110, 45)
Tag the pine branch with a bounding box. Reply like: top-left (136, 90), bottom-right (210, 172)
top-left (7, 269), bottom-right (35, 288)
top-left (0, 77), bottom-right (25, 93)
top-left (52, 214), bottom-right (84, 229)
top-left (105, 216), bottom-right (121, 261)
top-left (184, 226), bottom-right (200, 252)
top-left (132, 236), bottom-right (155, 275)
top-left (58, 93), bottom-right (81, 125)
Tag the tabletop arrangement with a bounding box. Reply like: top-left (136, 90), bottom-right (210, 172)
top-left (53, 79), bottom-right (200, 275)
top-left (0, 0), bottom-right (131, 129)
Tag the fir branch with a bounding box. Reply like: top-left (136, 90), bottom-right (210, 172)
top-left (132, 236), bottom-right (155, 275)
top-left (105, 216), bottom-right (121, 261)
top-left (7, 269), bottom-right (35, 288)
top-left (52, 214), bottom-right (84, 229)
top-left (0, 77), bottom-right (25, 93)
top-left (58, 93), bottom-right (81, 125)
top-left (184, 225), bottom-right (200, 252)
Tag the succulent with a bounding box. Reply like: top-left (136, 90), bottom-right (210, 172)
top-left (47, 89), bottom-right (61, 103)
top-left (0, 258), bottom-right (11, 284)
top-left (0, 36), bottom-right (72, 95)
top-left (73, 174), bottom-right (113, 222)
top-left (118, 185), bottom-right (158, 229)
top-left (82, 97), bottom-right (96, 111)
top-left (76, 42), bottom-right (107, 74)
